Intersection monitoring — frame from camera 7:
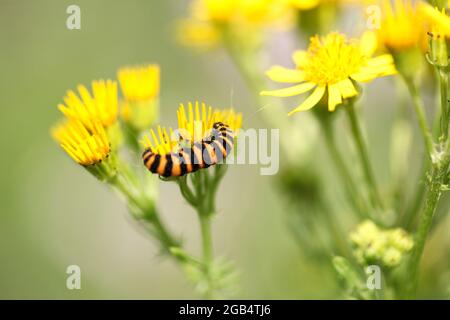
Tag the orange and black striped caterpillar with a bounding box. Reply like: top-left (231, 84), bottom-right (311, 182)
top-left (142, 122), bottom-right (235, 177)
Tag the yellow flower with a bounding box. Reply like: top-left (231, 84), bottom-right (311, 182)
top-left (177, 20), bottom-right (220, 49)
top-left (290, 0), bottom-right (375, 11)
top-left (141, 102), bottom-right (242, 154)
top-left (419, 1), bottom-right (450, 36)
top-left (289, 0), bottom-right (320, 10)
top-left (261, 32), bottom-right (396, 115)
top-left (378, 0), bottom-right (425, 52)
top-left (117, 64), bottom-right (160, 102)
top-left (117, 64), bottom-right (160, 129)
top-left (179, 0), bottom-right (293, 47)
top-left (141, 126), bottom-right (178, 155)
top-left (176, 101), bottom-right (243, 142)
top-left (52, 119), bottom-right (110, 166)
top-left (58, 79), bottom-right (118, 130)
top-left (377, 0), bottom-right (450, 52)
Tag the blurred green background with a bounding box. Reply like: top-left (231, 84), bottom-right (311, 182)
top-left (0, 0), bottom-right (449, 299)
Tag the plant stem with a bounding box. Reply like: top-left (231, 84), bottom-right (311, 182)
top-left (110, 172), bottom-right (181, 256)
top-left (439, 70), bottom-right (449, 143)
top-left (404, 78), bottom-right (435, 157)
top-left (199, 214), bottom-right (213, 269)
top-left (321, 117), bottom-right (368, 218)
top-left (407, 158), bottom-right (449, 297)
top-left (346, 102), bottom-right (384, 211)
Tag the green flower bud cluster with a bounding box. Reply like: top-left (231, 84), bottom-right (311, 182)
top-left (350, 220), bottom-right (414, 268)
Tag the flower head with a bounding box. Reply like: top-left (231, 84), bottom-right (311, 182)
top-left (289, 0), bottom-right (320, 11)
top-left (58, 79), bottom-right (118, 130)
top-left (178, 0), bottom-right (293, 48)
top-left (377, 0), bottom-right (450, 53)
top-left (419, 1), bottom-right (450, 37)
top-left (350, 220), bottom-right (414, 268)
top-left (141, 102), bottom-right (242, 154)
top-left (378, 0), bottom-right (425, 52)
top-left (117, 64), bottom-right (160, 130)
top-left (52, 119), bottom-right (110, 166)
top-left (141, 102), bottom-right (242, 177)
top-left (176, 101), bottom-right (242, 142)
top-left (261, 31), bottom-right (396, 114)
top-left (141, 126), bottom-right (178, 155)
top-left (118, 64), bottom-right (160, 102)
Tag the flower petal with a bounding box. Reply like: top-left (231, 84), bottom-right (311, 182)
top-left (336, 78), bottom-right (358, 99)
top-left (352, 55), bottom-right (397, 82)
top-left (266, 66), bottom-right (305, 83)
top-left (328, 84), bottom-right (342, 112)
top-left (359, 31), bottom-right (377, 57)
top-left (367, 54), bottom-right (395, 67)
top-left (288, 86), bottom-right (325, 116)
top-left (261, 82), bottom-right (316, 97)
top-left (292, 50), bottom-right (308, 68)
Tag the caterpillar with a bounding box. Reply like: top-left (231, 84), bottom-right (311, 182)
top-left (142, 122), bottom-right (235, 177)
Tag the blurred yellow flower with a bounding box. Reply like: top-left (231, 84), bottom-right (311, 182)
top-left (377, 0), bottom-right (450, 52)
top-left (261, 32), bottom-right (396, 115)
top-left (290, 0), bottom-right (375, 11)
top-left (289, 0), bottom-right (320, 10)
top-left (178, 0), bottom-right (293, 48)
top-left (118, 64), bottom-right (160, 102)
top-left (419, 1), bottom-right (450, 36)
top-left (117, 64), bottom-right (160, 129)
top-left (58, 79), bottom-right (118, 130)
top-left (52, 119), bottom-right (110, 166)
top-left (377, 0), bottom-right (428, 52)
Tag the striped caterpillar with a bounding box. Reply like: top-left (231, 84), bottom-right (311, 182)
top-left (142, 122), bottom-right (234, 177)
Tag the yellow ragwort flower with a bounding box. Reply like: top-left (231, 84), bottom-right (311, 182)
top-left (141, 101), bottom-right (242, 153)
top-left (141, 126), bottom-right (178, 155)
top-left (58, 79), bottom-right (118, 130)
top-left (179, 0), bottom-right (293, 48)
top-left (290, 0), bottom-right (376, 11)
top-left (378, 0), bottom-right (425, 51)
top-left (52, 119), bottom-right (110, 166)
top-left (377, 1), bottom-right (450, 52)
top-left (176, 101), bottom-right (243, 142)
top-left (261, 31), bottom-right (396, 115)
top-left (192, 0), bottom-right (289, 25)
top-left (289, 0), bottom-right (320, 10)
top-left (117, 64), bottom-right (160, 102)
top-left (419, 1), bottom-right (450, 36)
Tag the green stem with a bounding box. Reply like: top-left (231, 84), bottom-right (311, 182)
top-left (346, 102), bottom-right (384, 211)
top-left (407, 159), bottom-right (449, 297)
top-left (439, 70), bottom-right (449, 143)
top-left (110, 172), bottom-right (181, 256)
top-left (404, 77), bottom-right (435, 157)
top-left (401, 159), bottom-right (429, 230)
top-left (321, 117), bottom-right (368, 218)
top-left (200, 214), bottom-right (213, 268)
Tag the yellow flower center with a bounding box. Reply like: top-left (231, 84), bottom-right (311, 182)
top-left (301, 33), bottom-right (367, 86)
